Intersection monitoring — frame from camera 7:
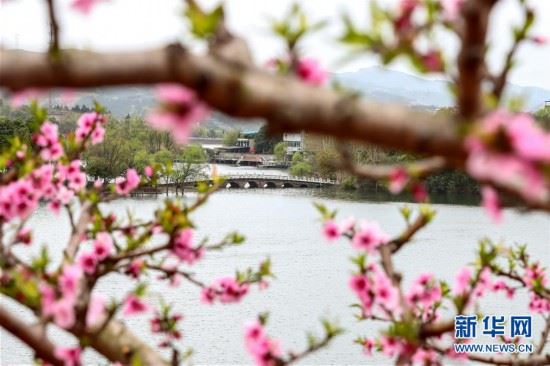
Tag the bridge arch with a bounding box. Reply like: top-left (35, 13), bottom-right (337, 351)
top-left (299, 183), bottom-right (308, 188)
top-left (226, 181), bottom-right (241, 189)
top-left (263, 181), bottom-right (277, 188)
top-left (282, 182), bottom-right (294, 188)
top-left (245, 181), bottom-right (259, 189)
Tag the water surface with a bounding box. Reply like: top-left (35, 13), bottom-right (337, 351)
top-left (1, 189), bottom-right (549, 365)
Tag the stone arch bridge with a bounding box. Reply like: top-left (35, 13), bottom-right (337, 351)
top-left (183, 174), bottom-right (336, 189)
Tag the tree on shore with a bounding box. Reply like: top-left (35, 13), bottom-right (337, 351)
top-left (222, 128), bottom-right (240, 146)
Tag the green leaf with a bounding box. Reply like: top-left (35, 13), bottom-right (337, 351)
top-left (185, 3), bottom-right (224, 39)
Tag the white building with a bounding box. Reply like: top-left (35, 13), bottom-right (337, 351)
top-left (283, 132), bottom-right (304, 155)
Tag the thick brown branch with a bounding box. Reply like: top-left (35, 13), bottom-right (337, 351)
top-left (420, 319), bottom-right (454, 338)
top-left (456, 0), bottom-right (495, 119)
top-left (0, 305), bottom-right (63, 366)
top-left (0, 48), bottom-right (465, 161)
top-left (88, 319), bottom-right (170, 366)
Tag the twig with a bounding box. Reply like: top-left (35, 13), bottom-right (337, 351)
top-left (389, 213), bottom-right (431, 254)
top-left (535, 316), bottom-right (550, 356)
top-left (492, 5), bottom-right (533, 100)
top-left (64, 201), bottom-right (93, 261)
top-left (45, 0), bottom-right (60, 54)
top-left (65, 204), bottom-right (76, 234)
top-left (332, 147), bottom-right (448, 181)
top-left (146, 264), bottom-right (208, 288)
top-left (110, 243), bottom-right (170, 263)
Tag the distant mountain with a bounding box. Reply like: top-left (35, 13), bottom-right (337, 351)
top-left (45, 67), bottom-right (550, 122)
top-left (52, 87), bottom-right (263, 131)
top-left (333, 66), bottom-right (550, 111)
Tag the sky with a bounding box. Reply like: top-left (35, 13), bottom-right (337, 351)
top-left (1, 0), bottom-right (549, 89)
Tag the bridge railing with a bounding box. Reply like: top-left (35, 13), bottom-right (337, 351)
top-left (183, 174), bottom-right (336, 184)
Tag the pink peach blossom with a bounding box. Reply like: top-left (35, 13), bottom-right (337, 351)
top-left (388, 167), bottom-right (409, 194)
top-left (54, 346), bottom-right (81, 366)
top-left (147, 84), bottom-right (209, 144)
top-left (363, 338), bottom-right (375, 356)
top-left (86, 294), bottom-right (107, 328)
top-left (71, 0), bottom-right (104, 14)
top-left (59, 264), bottom-right (83, 299)
top-left (296, 58), bottom-right (328, 86)
top-left (411, 182), bottom-right (428, 202)
top-left (352, 221), bottom-right (389, 252)
top-left (202, 277), bottom-right (249, 304)
top-left (412, 347), bottom-right (439, 364)
top-left (39, 283), bottom-right (56, 317)
top-left (78, 250), bottom-right (98, 275)
top-left (93, 232), bottom-right (114, 260)
top-left (481, 186), bottom-right (502, 224)
top-left (123, 294), bottom-right (149, 316)
top-left (441, 0), bottom-right (465, 20)
top-left (126, 259), bottom-right (145, 278)
top-left (10, 88), bottom-right (44, 107)
top-left (421, 50), bottom-right (444, 72)
top-left (322, 220), bottom-right (341, 241)
top-left (380, 336), bottom-right (402, 357)
top-left (52, 297), bottom-right (76, 329)
top-left (243, 320), bottom-right (282, 366)
top-left (531, 35), bottom-right (548, 45)
top-left (452, 266), bottom-right (472, 296)
top-left (115, 169), bottom-right (140, 196)
top-left (15, 227), bottom-right (32, 245)
top-left (172, 228), bottom-right (204, 265)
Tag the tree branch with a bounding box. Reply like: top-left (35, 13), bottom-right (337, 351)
top-left (64, 201), bottom-right (93, 261)
top-left (535, 316), bottom-right (550, 356)
top-left (456, 0), bottom-right (495, 118)
top-left (491, 5), bottom-right (533, 101)
top-left (0, 305), bottom-right (63, 366)
top-left (0, 48), bottom-right (465, 161)
top-left (88, 318), bottom-right (170, 366)
top-left (389, 213), bottom-right (431, 254)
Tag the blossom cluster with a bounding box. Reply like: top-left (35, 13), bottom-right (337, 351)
top-left (171, 228), bottom-right (204, 265)
top-left (150, 308), bottom-right (183, 348)
top-left (77, 232), bottom-right (115, 275)
top-left (349, 263), bottom-right (401, 318)
top-left (319, 206), bottom-right (550, 365)
top-left (201, 276), bottom-right (250, 304)
top-left (244, 320), bottom-right (282, 366)
top-left (322, 217), bottom-right (390, 253)
top-left (466, 110), bottom-right (550, 220)
top-left (114, 168), bottom-right (140, 196)
top-left (0, 157), bottom-right (87, 222)
top-left (75, 112), bottom-right (107, 145)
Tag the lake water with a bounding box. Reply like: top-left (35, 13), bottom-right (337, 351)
top-left (1, 188), bottom-right (549, 365)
